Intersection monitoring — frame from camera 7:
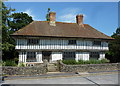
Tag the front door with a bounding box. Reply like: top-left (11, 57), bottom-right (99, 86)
top-left (42, 51), bottom-right (52, 62)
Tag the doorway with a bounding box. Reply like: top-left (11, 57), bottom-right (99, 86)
top-left (42, 51), bottom-right (52, 62)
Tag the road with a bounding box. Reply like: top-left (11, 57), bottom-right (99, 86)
top-left (2, 72), bottom-right (119, 85)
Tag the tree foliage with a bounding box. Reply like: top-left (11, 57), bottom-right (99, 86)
top-left (2, 2), bottom-right (33, 61)
top-left (106, 27), bottom-right (120, 63)
top-left (8, 12), bottom-right (33, 33)
top-left (2, 2), bottom-right (16, 60)
top-left (46, 8), bottom-right (50, 21)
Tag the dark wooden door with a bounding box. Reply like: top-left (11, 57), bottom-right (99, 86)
top-left (42, 51), bottom-right (51, 62)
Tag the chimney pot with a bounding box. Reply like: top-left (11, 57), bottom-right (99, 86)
top-left (76, 14), bottom-right (84, 25)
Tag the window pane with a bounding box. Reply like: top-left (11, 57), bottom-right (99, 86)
top-left (93, 41), bottom-right (101, 46)
top-left (68, 40), bottom-right (76, 45)
top-left (27, 52), bottom-right (36, 62)
top-left (63, 52), bottom-right (75, 60)
top-left (90, 52), bottom-right (99, 60)
top-left (27, 39), bottom-right (39, 45)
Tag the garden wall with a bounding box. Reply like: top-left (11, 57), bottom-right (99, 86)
top-left (2, 64), bottom-right (47, 76)
top-left (59, 61), bottom-right (120, 72)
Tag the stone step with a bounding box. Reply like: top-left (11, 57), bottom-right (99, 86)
top-left (47, 63), bottom-right (58, 72)
top-left (48, 64), bottom-right (56, 66)
top-left (48, 67), bottom-right (58, 71)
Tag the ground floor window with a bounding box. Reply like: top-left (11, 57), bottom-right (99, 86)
top-left (27, 52), bottom-right (36, 62)
top-left (90, 52), bottom-right (99, 60)
top-left (63, 52), bottom-right (75, 60)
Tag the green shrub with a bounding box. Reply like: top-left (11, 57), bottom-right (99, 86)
top-left (100, 58), bottom-right (110, 63)
top-left (2, 61), bottom-right (6, 66)
top-left (18, 62), bottom-right (25, 67)
top-left (62, 60), bottom-right (77, 65)
top-left (0, 61), bottom-right (6, 66)
top-left (62, 58), bottom-right (109, 65)
top-left (78, 60), bottom-right (86, 64)
top-left (4, 60), bottom-right (17, 66)
top-left (85, 59), bottom-right (97, 64)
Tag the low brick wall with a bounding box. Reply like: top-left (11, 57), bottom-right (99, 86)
top-left (2, 64), bottom-right (47, 76)
top-left (59, 61), bottom-right (120, 72)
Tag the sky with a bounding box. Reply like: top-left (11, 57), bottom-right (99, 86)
top-left (4, 2), bottom-right (118, 36)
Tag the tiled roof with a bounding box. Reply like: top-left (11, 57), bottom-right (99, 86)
top-left (12, 21), bottom-right (113, 40)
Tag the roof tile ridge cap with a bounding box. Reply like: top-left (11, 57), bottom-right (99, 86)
top-left (39, 21), bottom-right (49, 22)
top-left (56, 21), bottom-right (76, 24)
top-left (14, 21), bottom-right (35, 33)
top-left (86, 24), bottom-right (113, 39)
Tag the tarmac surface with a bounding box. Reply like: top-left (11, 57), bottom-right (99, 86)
top-left (1, 71), bottom-right (120, 86)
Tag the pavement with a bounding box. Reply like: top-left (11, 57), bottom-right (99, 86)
top-left (1, 70), bottom-right (120, 85)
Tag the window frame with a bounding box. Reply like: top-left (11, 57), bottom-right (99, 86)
top-left (26, 52), bottom-right (36, 62)
top-left (27, 39), bottom-right (39, 45)
top-left (89, 52), bottom-right (99, 60)
top-left (68, 40), bottom-right (76, 45)
top-left (93, 41), bottom-right (101, 46)
top-left (63, 51), bottom-right (76, 60)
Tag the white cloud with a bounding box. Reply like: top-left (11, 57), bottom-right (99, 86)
top-left (58, 8), bottom-right (86, 23)
top-left (59, 14), bottom-right (76, 23)
top-left (23, 9), bottom-right (35, 20)
top-left (11, 9), bottom-right (37, 20)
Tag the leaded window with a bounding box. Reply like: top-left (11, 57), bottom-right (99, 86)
top-left (68, 40), bottom-right (76, 45)
top-left (63, 52), bottom-right (75, 60)
top-left (90, 52), bottom-right (99, 60)
top-left (27, 39), bottom-right (39, 45)
top-left (26, 52), bottom-right (36, 62)
top-left (93, 41), bottom-right (101, 46)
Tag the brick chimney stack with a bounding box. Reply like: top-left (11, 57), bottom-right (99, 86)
top-left (76, 14), bottom-right (83, 25)
top-left (49, 12), bottom-right (56, 26)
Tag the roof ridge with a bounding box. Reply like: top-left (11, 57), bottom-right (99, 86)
top-left (35, 21), bottom-right (93, 25)
top-left (35, 21), bottom-right (77, 24)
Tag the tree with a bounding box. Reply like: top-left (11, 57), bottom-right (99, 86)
top-left (46, 8), bottom-right (50, 21)
top-left (112, 27), bottom-right (120, 37)
top-left (2, 2), bottom-right (16, 60)
top-left (106, 27), bottom-right (120, 62)
top-left (8, 12), bottom-right (33, 33)
top-left (1, 2), bottom-right (33, 61)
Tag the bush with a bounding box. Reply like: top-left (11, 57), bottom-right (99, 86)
top-left (77, 60), bottom-right (85, 64)
top-left (62, 58), bottom-right (110, 65)
top-left (3, 60), bottom-right (17, 66)
top-left (2, 62), bottom-right (6, 66)
top-left (0, 61), bottom-right (6, 66)
top-left (62, 60), bottom-right (77, 65)
top-left (18, 62), bottom-right (25, 67)
top-left (78, 59), bottom-right (100, 64)
top-left (100, 58), bottom-right (110, 63)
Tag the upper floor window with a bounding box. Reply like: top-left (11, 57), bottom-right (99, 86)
top-left (68, 40), bottom-right (76, 45)
top-left (27, 39), bottom-right (39, 45)
top-left (93, 41), bottom-right (101, 46)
